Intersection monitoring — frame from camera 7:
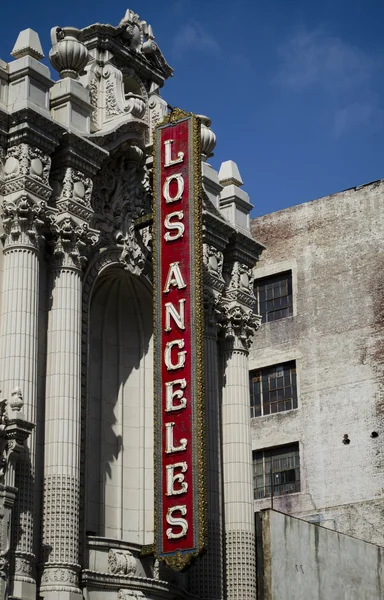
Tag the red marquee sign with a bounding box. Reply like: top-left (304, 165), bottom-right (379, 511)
top-left (153, 110), bottom-right (206, 571)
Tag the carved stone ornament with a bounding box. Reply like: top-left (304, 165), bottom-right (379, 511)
top-left (1, 195), bottom-right (47, 249)
top-left (117, 590), bottom-right (144, 600)
top-left (108, 548), bottom-right (137, 577)
top-left (49, 26), bottom-right (89, 79)
top-left (40, 565), bottom-right (79, 591)
top-left (0, 387), bottom-right (34, 482)
top-left (102, 66), bottom-right (146, 121)
top-left (50, 167), bottom-right (94, 223)
top-left (4, 144), bottom-right (51, 183)
top-left (2, 144), bottom-right (52, 201)
top-left (203, 244), bottom-right (225, 292)
top-left (220, 304), bottom-right (261, 351)
top-left (204, 290), bottom-right (224, 339)
top-left (203, 244), bottom-right (223, 276)
top-left (224, 260), bottom-right (255, 309)
top-left (118, 9), bottom-right (173, 78)
top-left (91, 149), bottom-right (151, 244)
top-left (50, 217), bottom-right (98, 270)
top-left (115, 224), bottom-right (149, 277)
top-left (153, 558), bottom-right (160, 580)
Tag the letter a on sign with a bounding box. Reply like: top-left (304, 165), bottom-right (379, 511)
top-left (153, 110), bottom-right (206, 571)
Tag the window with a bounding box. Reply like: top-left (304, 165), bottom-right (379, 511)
top-left (250, 361), bottom-right (297, 418)
top-left (253, 443), bottom-right (300, 500)
top-left (255, 271), bottom-right (293, 323)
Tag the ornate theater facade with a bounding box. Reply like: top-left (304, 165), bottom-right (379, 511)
top-left (0, 10), bottom-right (262, 600)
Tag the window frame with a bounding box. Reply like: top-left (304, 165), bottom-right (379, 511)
top-left (250, 361), bottom-right (298, 418)
top-left (253, 443), bottom-right (301, 500)
top-left (254, 270), bottom-right (293, 324)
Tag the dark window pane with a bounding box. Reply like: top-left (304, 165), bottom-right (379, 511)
top-left (250, 361), bottom-right (298, 417)
top-left (253, 443), bottom-right (300, 499)
top-left (255, 271), bottom-right (293, 323)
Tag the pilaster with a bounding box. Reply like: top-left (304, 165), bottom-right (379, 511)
top-left (39, 131), bottom-right (105, 599)
top-left (220, 305), bottom-right (260, 600)
top-left (0, 123), bottom-right (58, 598)
top-left (40, 218), bottom-right (97, 600)
top-left (219, 242), bottom-right (261, 600)
top-left (189, 237), bottom-right (227, 600)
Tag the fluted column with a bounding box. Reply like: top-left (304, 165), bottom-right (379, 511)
top-left (190, 295), bottom-right (223, 599)
top-left (0, 194), bottom-right (46, 599)
top-left (221, 306), bottom-right (259, 600)
top-left (40, 219), bottom-right (95, 600)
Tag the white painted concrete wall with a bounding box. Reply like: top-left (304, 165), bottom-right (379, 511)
top-left (251, 181), bottom-right (384, 545)
top-left (258, 509), bottom-right (384, 600)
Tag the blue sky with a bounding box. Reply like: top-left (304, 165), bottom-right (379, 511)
top-left (1, 0), bottom-right (384, 216)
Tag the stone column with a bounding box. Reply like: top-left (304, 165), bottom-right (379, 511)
top-left (221, 305), bottom-right (260, 600)
top-left (190, 293), bottom-right (223, 600)
top-left (0, 191), bottom-right (47, 599)
top-left (40, 218), bottom-right (95, 600)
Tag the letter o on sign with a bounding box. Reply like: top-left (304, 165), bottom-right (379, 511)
top-left (163, 174), bottom-right (184, 203)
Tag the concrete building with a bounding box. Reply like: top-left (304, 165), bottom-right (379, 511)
top-left (250, 180), bottom-right (384, 547)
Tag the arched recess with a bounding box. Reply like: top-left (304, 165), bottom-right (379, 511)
top-left (85, 263), bottom-right (153, 544)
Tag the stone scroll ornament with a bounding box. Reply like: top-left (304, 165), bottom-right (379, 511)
top-left (153, 109), bottom-right (206, 571)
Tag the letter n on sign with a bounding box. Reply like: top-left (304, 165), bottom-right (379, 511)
top-left (153, 109), bottom-right (206, 571)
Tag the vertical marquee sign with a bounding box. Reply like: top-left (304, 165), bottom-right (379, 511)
top-left (153, 109), bottom-right (206, 571)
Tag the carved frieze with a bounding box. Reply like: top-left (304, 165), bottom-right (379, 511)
top-left (50, 166), bottom-right (94, 223)
top-left (223, 260), bottom-right (255, 309)
top-left (117, 590), bottom-right (144, 599)
top-left (1, 143), bottom-right (52, 200)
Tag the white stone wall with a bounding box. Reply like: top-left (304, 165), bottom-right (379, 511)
top-left (250, 180), bottom-right (384, 546)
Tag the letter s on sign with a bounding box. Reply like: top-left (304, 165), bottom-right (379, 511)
top-left (164, 211), bottom-right (184, 242)
top-left (166, 505), bottom-right (188, 540)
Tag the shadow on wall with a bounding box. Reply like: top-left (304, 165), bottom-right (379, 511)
top-left (85, 265), bottom-right (153, 541)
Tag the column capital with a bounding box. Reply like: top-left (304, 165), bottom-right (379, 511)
top-left (49, 215), bottom-right (98, 271)
top-left (1, 194), bottom-right (48, 250)
top-left (220, 304), bottom-right (261, 352)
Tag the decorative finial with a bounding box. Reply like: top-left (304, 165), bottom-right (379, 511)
top-left (11, 29), bottom-right (44, 61)
top-left (49, 26), bottom-right (89, 79)
top-left (9, 387), bottom-right (24, 413)
top-left (218, 160), bottom-right (244, 187)
top-left (197, 115), bottom-right (216, 161)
